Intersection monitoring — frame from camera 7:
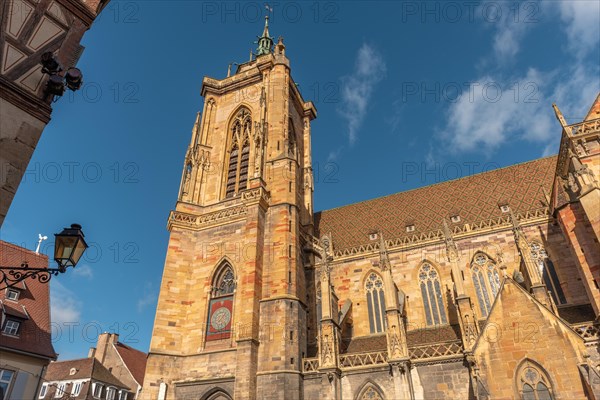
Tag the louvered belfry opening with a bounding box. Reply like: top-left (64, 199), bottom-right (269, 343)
top-left (225, 108), bottom-right (252, 198)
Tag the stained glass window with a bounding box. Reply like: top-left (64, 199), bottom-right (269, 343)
top-left (471, 253), bottom-right (500, 317)
top-left (530, 243), bottom-right (566, 305)
top-left (365, 272), bottom-right (386, 333)
top-left (206, 263), bottom-right (236, 342)
top-left (419, 263), bottom-right (447, 326)
top-left (516, 361), bottom-right (555, 400)
top-left (212, 264), bottom-right (235, 297)
top-left (225, 108), bottom-right (252, 198)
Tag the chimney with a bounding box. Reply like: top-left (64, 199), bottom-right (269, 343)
top-left (88, 347), bottom-right (96, 358)
top-left (94, 333), bottom-right (119, 363)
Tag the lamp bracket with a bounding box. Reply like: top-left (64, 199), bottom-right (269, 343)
top-left (0, 262), bottom-right (64, 290)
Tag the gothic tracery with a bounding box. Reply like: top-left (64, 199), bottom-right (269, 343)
top-left (225, 108), bottom-right (252, 198)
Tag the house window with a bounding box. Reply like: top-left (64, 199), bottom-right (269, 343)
top-left (419, 263), bottom-right (448, 326)
top-left (118, 390), bottom-right (129, 400)
top-left (206, 262), bottom-right (235, 341)
top-left (406, 225), bottom-right (415, 232)
top-left (365, 272), bottom-right (386, 333)
top-left (2, 320), bottom-right (20, 336)
top-left (39, 383), bottom-right (48, 398)
top-left (450, 215), bottom-right (461, 223)
top-left (471, 253), bottom-right (501, 317)
top-left (5, 289), bottom-right (19, 301)
top-left (500, 204), bottom-right (510, 213)
top-left (92, 383), bottom-right (103, 398)
top-left (106, 387), bottom-right (116, 400)
top-left (0, 370), bottom-right (14, 399)
top-left (72, 382), bottom-right (82, 396)
top-left (530, 243), bottom-right (566, 305)
top-left (516, 360), bottom-right (555, 400)
top-left (54, 383), bottom-right (66, 398)
top-left (225, 108), bottom-right (251, 198)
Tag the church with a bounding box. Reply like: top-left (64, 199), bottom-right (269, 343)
top-left (141, 17), bottom-right (600, 400)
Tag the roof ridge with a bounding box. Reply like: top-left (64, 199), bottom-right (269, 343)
top-left (51, 357), bottom-right (93, 364)
top-left (316, 155), bottom-right (557, 214)
top-left (0, 240), bottom-right (48, 258)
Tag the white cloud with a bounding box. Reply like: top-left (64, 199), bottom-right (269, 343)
top-left (72, 264), bottom-right (93, 279)
top-left (556, 0), bottom-right (600, 59)
top-left (477, 0), bottom-right (535, 64)
top-left (441, 63), bottom-right (598, 156)
top-left (338, 43), bottom-right (386, 145)
top-left (51, 281), bottom-right (82, 327)
top-left (438, 0), bottom-right (600, 158)
top-left (137, 282), bottom-right (157, 312)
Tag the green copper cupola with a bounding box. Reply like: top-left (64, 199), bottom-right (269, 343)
top-left (255, 16), bottom-right (274, 56)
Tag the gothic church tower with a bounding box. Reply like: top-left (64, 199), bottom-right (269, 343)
top-left (143, 18), bottom-right (317, 400)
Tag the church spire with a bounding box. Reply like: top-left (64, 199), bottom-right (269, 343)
top-left (255, 16), bottom-right (274, 56)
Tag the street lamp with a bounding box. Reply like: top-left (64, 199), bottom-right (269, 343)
top-left (40, 52), bottom-right (84, 99)
top-left (0, 224), bottom-right (88, 289)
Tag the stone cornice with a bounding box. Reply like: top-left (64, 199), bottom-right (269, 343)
top-left (555, 117), bottom-right (600, 179)
top-left (167, 187), bottom-right (270, 231)
top-left (168, 206), bottom-right (248, 232)
top-left (327, 208), bottom-right (551, 262)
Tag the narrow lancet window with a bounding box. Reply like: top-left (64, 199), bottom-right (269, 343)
top-left (225, 108), bottom-right (252, 198)
top-left (530, 243), bottom-right (566, 305)
top-left (365, 272), bottom-right (386, 333)
top-left (419, 263), bottom-right (447, 326)
top-left (206, 263), bottom-right (236, 341)
top-left (471, 253), bottom-right (500, 317)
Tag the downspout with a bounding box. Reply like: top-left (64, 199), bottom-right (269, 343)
top-left (33, 364), bottom-right (48, 399)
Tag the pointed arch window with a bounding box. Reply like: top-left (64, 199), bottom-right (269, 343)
top-left (516, 360), bottom-right (555, 400)
top-left (419, 263), bottom-right (447, 326)
top-left (225, 109), bottom-right (251, 198)
top-left (530, 243), bottom-right (566, 305)
top-left (206, 263), bottom-right (236, 341)
top-left (357, 383), bottom-right (385, 400)
top-left (365, 272), bottom-right (386, 334)
top-left (471, 253), bottom-right (501, 317)
top-left (288, 118), bottom-right (296, 158)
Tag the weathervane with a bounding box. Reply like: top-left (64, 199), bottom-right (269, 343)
top-left (35, 233), bottom-right (48, 254)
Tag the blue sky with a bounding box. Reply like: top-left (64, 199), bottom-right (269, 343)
top-left (1, 1), bottom-right (599, 359)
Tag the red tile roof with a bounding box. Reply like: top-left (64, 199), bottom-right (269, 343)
top-left (115, 341), bottom-right (147, 385)
top-left (315, 157), bottom-right (556, 252)
top-left (1, 301), bottom-right (29, 319)
top-left (0, 241), bottom-right (57, 359)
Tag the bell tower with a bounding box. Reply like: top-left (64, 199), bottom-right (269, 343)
top-left (143, 17), bottom-right (317, 400)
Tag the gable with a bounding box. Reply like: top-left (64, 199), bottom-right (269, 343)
top-left (473, 278), bottom-right (587, 398)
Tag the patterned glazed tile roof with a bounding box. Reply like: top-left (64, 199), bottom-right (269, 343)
top-left (0, 241), bottom-right (57, 359)
top-left (342, 324), bottom-right (462, 354)
top-left (558, 304), bottom-right (596, 324)
top-left (315, 157), bottom-right (556, 252)
top-left (344, 334), bottom-right (387, 354)
top-left (406, 324), bottom-right (462, 345)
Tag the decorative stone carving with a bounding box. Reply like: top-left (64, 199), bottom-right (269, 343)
top-left (320, 324), bottom-right (335, 367)
top-left (442, 219), bottom-right (460, 262)
top-left (387, 325), bottom-right (405, 359)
